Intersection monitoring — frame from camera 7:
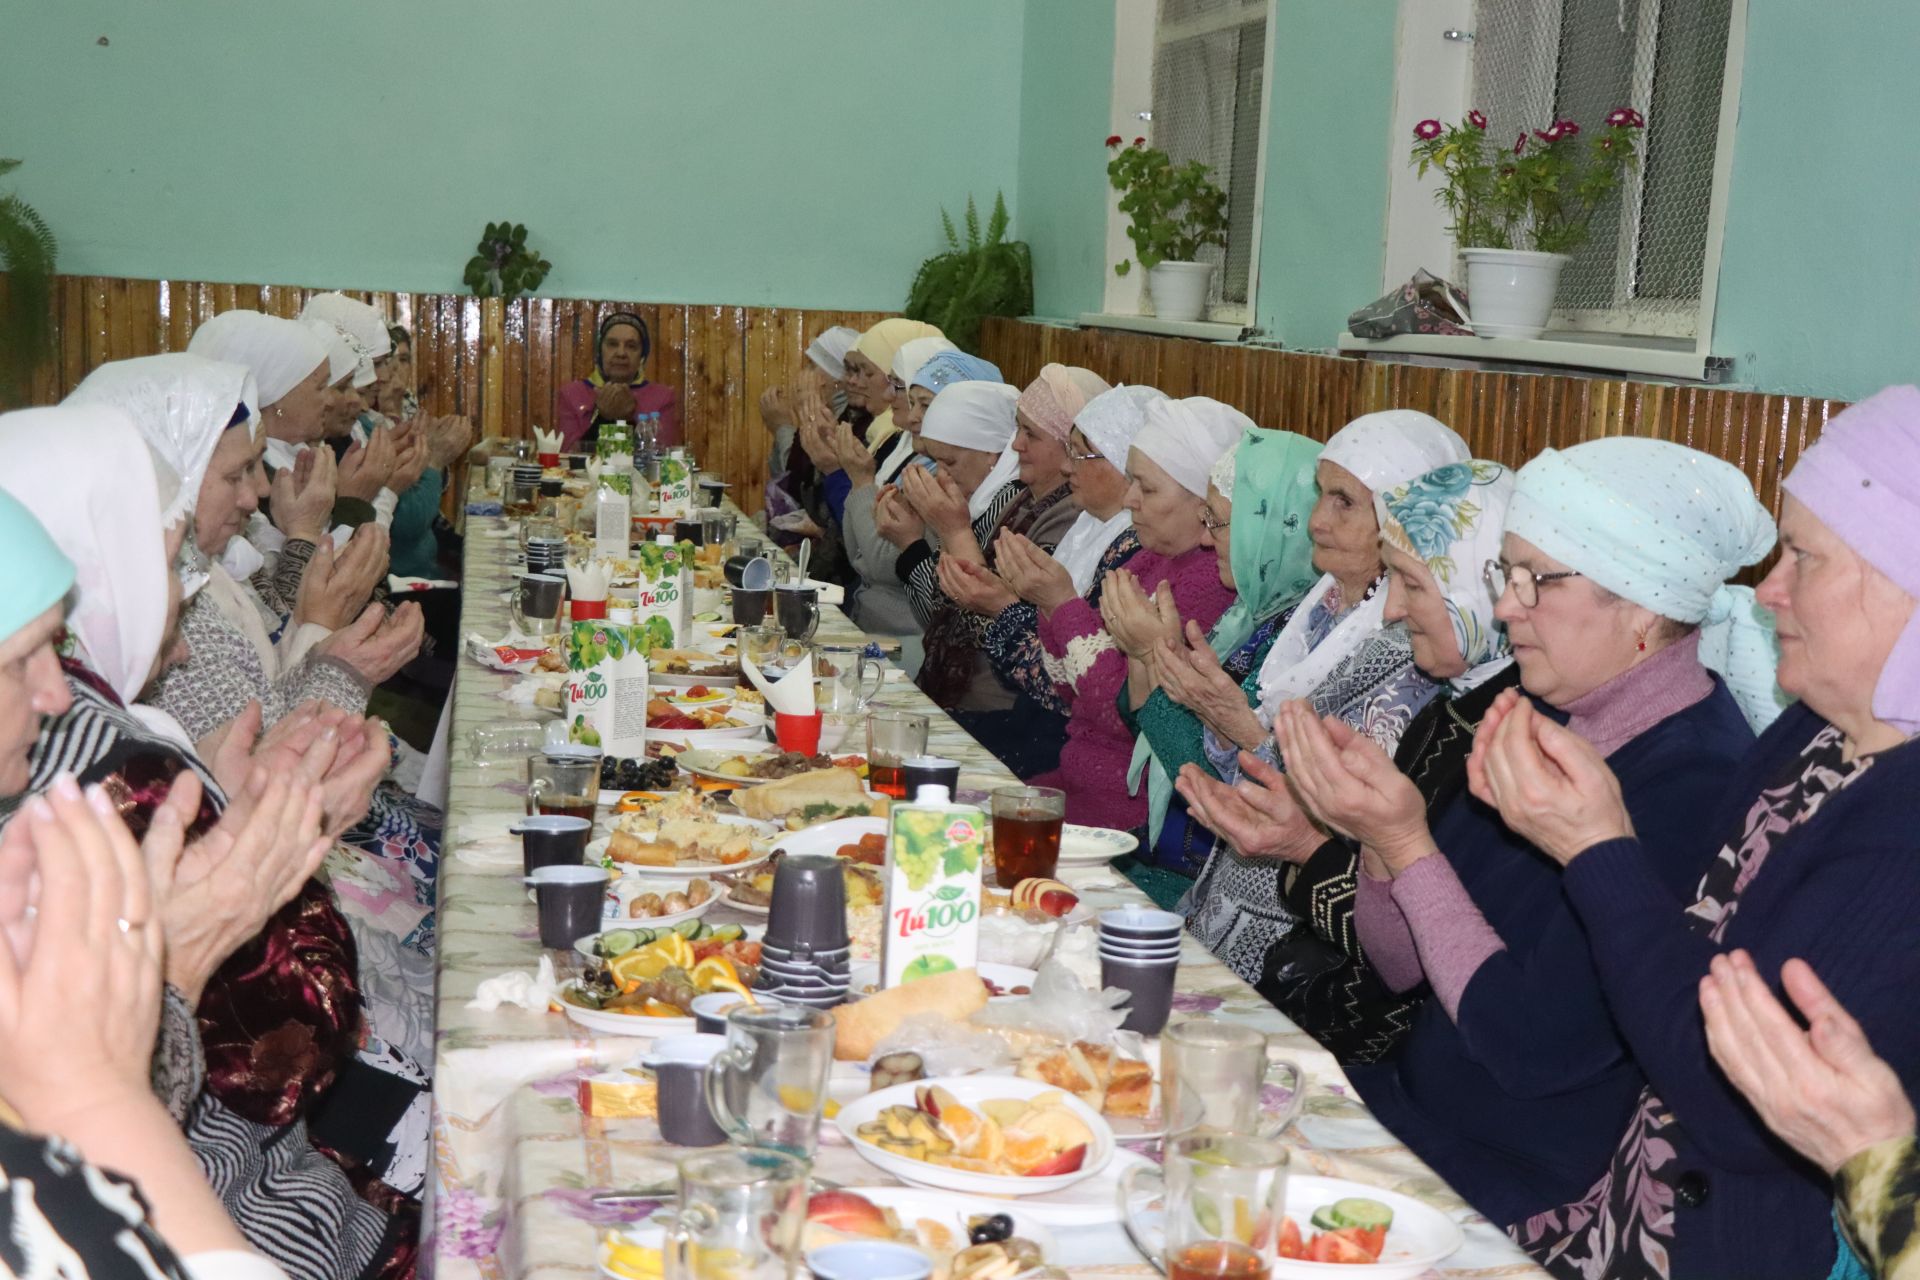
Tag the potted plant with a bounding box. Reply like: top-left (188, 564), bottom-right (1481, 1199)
top-left (464, 221), bottom-right (553, 301)
top-left (902, 191), bottom-right (1034, 353)
top-left (0, 156), bottom-right (57, 405)
top-left (1105, 135), bottom-right (1229, 323)
top-left (1410, 107), bottom-right (1645, 338)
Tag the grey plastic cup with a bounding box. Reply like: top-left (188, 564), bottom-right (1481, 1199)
top-left (731, 587), bottom-right (772, 626)
top-left (526, 866), bottom-right (608, 949)
top-left (1101, 952), bottom-right (1180, 1035)
top-left (509, 815), bottom-right (592, 876)
top-left (644, 1035), bottom-right (730, 1146)
top-left (764, 854), bottom-right (849, 955)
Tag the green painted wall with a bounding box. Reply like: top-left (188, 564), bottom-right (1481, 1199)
top-left (1017, 0), bottom-right (1115, 321)
top-left (0, 0), bottom-right (1025, 310)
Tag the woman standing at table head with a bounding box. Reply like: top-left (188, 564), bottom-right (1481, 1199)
top-left (555, 311), bottom-right (680, 451)
top-left (1452, 387), bottom-right (1920, 1279)
top-left (1271, 436), bottom-right (1769, 1230)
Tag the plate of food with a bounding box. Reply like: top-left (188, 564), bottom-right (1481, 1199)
top-left (835, 1077), bottom-right (1114, 1197)
top-left (730, 768), bottom-right (891, 831)
top-left (595, 754), bottom-right (680, 801)
top-left (643, 697), bottom-right (765, 746)
top-left (716, 852), bottom-right (884, 955)
top-left (558, 930), bottom-right (764, 1036)
top-left (573, 918), bottom-right (757, 962)
top-left (1055, 824), bottom-right (1140, 866)
top-left (802, 1187), bottom-right (1057, 1279)
top-left (771, 816), bottom-right (888, 863)
top-left (663, 684), bottom-right (733, 706)
top-left (648, 647), bottom-right (741, 689)
top-left (602, 876), bottom-right (722, 928)
top-left (675, 747), bottom-right (869, 788)
top-left (591, 791), bottom-right (778, 877)
top-left (1013, 1039), bottom-right (1161, 1139)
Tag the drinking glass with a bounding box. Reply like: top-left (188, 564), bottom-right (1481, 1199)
top-left (865, 712), bottom-right (930, 801)
top-left (774, 585), bottom-right (820, 643)
top-left (525, 754), bottom-right (600, 820)
top-left (662, 1148), bottom-right (809, 1280)
top-left (510, 574), bottom-right (566, 637)
top-left (704, 1005), bottom-right (835, 1158)
top-left (1119, 1132), bottom-right (1291, 1280)
top-left (1161, 1022), bottom-right (1303, 1139)
top-left (739, 624), bottom-right (783, 674)
top-left (817, 645), bottom-right (884, 714)
top-left (989, 785), bottom-right (1066, 888)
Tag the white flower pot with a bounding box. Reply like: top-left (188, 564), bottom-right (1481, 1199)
top-left (1460, 248), bottom-right (1569, 340)
top-left (1147, 260), bottom-right (1214, 323)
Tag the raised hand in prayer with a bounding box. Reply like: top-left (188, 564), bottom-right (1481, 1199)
top-left (200, 700), bottom-right (366, 803)
top-left (595, 380), bottom-right (637, 423)
top-left (995, 531), bottom-right (1077, 613)
top-left (1701, 950), bottom-right (1916, 1176)
top-left (337, 421), bottom-right (398, 502)
top-left (387, 416), bottom-right (431, 492)
top-left (426, 413), bottom-right (474, 470)
top-left (758, 386), bottom-right (794, 432)
top-left (1100, 570), bottom-right (1179, 659)
top-left (796, 406), bottom-right (840, 473)
top-left (158, 765), bottom-right (328, 1004)
top-left (873, 485), bottom-right (924, 549)
top-left (294, 523), bottom-right (389, 631)
top-left (1156, 618), bottom-right (1266, 749)
top-left (1174, 755), bottom-right (1325, 863)
top-left (1274, 700), bottom-right (1433, 876)
top-left (937, 554), bottom-right (1018, 617)
top-left (317, 600), bottom-right (426, 685)
top-left (901, 465), bottom-right (976, 551)
top-left (795, 380), bottom-right (834, 437)
top-left (835, 421), bottom-right (878, 487)
top-left (1465, 689), bottom-right (1633, 865)
top-left (270, 446), bottom-right (336, 543)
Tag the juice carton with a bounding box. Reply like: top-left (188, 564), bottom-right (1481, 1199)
top-left (563, 621), bottom-right (649, 756)
top-left (655, 450), bottom-right (693, 517)
top-left (881, 786), bottom-right (985, 988)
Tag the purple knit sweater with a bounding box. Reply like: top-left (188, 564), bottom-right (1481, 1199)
top-left (1031, 545), bottom-right (1233, 828)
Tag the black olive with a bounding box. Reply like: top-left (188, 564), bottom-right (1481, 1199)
top-left (967, 1214), bottom-right (1014, 1245)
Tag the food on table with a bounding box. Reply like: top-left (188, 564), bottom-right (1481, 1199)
top-left (600, 755), bottom-right (678, 793)
top-left (645, 697), bottom-right (750, 732)
top-left (1016, 1042), bottom-right (1151, 1118)
top-left (837, 831), bottom-right (888, 865)
top-left (606, 791), bottom-right (768, 867)
top-left (802, 1192), bottom-right (1046, 1280)
top-left (1277, 1198), bottom-right (1394, 1264)
top-left (649, 648), bottom-right (741, 680)
top-left (732, 766), bottom-right (889, 824)
top-left (578, 1071), bottom-right (659, 1119)
top-left (619, 878), bottom-right (713, 919)
top-left (601, 1235), bottom-right (664, 1280)
top-left (588, 920), bottom-right (748, 957)
top-left (720, 851), bottom-right (882, 910)
top-left (669, 684), bottom-right (730, 704)
top-left (869, 1051), bottom-right (927, 1092)
top-left (852, 1085), bottom-right (1091, 1177)
top-left (564, 930), bottom-right (761, 1017)
top-left (831, 968), bottom-right (990, 1062)
top-left (708, 750), bottom-right (834, 780)
top-left (1007, 878), bottom-right (1078, 919)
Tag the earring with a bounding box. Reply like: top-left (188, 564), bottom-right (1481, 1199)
top-left (1636, 631), bottom-right (1649, 653)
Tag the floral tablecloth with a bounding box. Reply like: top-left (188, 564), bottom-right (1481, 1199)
top-left (428, 504), bottom-right (1548, 1280)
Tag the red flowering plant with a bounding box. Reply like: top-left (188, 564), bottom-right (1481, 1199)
top-left (1103, 135), bottom-right (1229, 276)
top-left (1410, 107), bottom-right (1645, 254)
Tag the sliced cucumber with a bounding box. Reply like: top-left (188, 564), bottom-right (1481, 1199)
top-left (1325, 1198), bottom-right (1394, 1231)
top-left (599, 929), bottom-right (642, 956)
top-left (708, 924), bottom-right (744, 943)
top-left (674, 919), bottom-right (705, 939)
top-left (693, 610), bottom-right (722, 623)
top-left (1308, 1206), bottom-right (1343, 1233)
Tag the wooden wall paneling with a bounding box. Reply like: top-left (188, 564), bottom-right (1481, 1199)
top-left (500, 298), bottom-right (527, 442)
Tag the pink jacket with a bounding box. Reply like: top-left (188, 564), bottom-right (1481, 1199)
top-left (1030, 545), bottom-right (1234, 828)
top-left (555, 379), bottom-right (681, 450)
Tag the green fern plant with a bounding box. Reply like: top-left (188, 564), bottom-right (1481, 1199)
top-left (902, 192), bottom-right (1033, 354)
top-left (463, 221), bottom-right (552, 301)
top-left (0, 157), bottom-right (58, 404)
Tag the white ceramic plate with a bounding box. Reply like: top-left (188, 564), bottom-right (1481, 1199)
top-left (573, 918), bottom-right (763, 961)
top-left (1056, 824), bottom-right (1139, 866)
top-left (597, 1222), bottom-right (667, 1280)
top-left (673, 744), bottom-right (782, 786)
top-left (836, 1076), bottom-right (1114, 1198)
top-left (847, 963), bottom-right (1036, 1003)
top-left (716, 884), bottom-right (770, 915)
top-left (770, 816), bottom-right (889, 858)
top-left (556, 981), bottom-right (695, 1036)
top-left (587, 818), bottom-right (778, 879)
top-left (598, 877), bottom-right (723, 929)
top-left (811, 1186), bottom-right (1058, 1258)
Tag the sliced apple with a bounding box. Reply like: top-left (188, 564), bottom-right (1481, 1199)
top-left (805, 1191), bottom-right (893, 1237)
top-left (1020, 1142), bottom-right (1087, 1177)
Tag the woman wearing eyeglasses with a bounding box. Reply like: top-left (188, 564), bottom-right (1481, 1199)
top-left (1266, 438), bottom-right (1772, 1231)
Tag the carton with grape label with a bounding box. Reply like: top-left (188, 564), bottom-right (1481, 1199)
top-left (655, 452), bottom-right (692, 517)
top-left (881, 797), bottom-right (985, 988)
top-left (564, 621), bottom-right (649, 756)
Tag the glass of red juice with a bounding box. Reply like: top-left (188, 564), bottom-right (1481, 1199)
top-left (865, 711), bottom-right (929, 801)
top-left (1120, 1133), bottom-right (1289, 1280)
top-left (989, 785), bottom-right (1065, 888)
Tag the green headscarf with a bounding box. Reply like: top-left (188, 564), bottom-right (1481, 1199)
top-left (0, 488), bottom-right (75, 645)
top-left (1128, 428), bottom-right (1323, 841)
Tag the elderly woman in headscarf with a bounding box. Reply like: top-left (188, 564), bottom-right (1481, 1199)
top-left (1106, 427), bottom-right (1323, 904)
top-left (0, 406), bottom-right (414, 1280)
top-left (1416, 389), bottom-right (1920, 1279)
top-left (761, 324), bottom-right (863, 505)
top-left (1177, 461), bottom-right (1520, 1062)
top-left (1264, 437), bottom-right (1771, 1233)
top-left (555, 311), bottom-right (679, 450)
top-left (1012, 396), bottom-right (1243, 825)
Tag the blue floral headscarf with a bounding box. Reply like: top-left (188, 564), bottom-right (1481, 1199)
top-left (1378, 459), bottom-right (1516, 692)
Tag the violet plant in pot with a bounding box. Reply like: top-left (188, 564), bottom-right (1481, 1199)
top-left (1410, 107), bottom-right (1645, 338)
top-left (1105, 135), bottom-right (1229, 323)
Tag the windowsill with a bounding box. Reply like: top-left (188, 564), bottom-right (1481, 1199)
top-left (1334, 331), bottom-right (1733, 383)
top-left (1076, 312), bottom-right (1254, 342)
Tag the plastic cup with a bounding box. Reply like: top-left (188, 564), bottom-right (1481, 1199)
top-left (527, 865), bottom-right (608, 949)
top-left (509, 814), bottom-right (592, 876)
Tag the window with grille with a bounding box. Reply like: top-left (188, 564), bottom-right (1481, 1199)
top-left (1146, 0), bottom-right (1270, 320)
top-left (1472, 0), bottom-right (1736, 338)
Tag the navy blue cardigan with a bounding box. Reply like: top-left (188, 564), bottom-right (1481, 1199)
top-left (1346, 680), bottom-right (1755, 1225)
top-left (1560, 700), bottom-right (1920, 1279)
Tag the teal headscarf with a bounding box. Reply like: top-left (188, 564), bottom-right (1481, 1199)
top-left (0, 488), bottom-right (75, 645)
top-left (1128, 428), bottom-right (1323, 840)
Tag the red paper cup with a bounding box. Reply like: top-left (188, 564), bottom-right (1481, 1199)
top-left (774, 712), bottom-right (824, 755)
top-left (570, 598), bottom-right (607, 621)
top-left (538, 451), bottom-right (560, 467)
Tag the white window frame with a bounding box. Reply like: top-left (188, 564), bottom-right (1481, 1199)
top-left (1365, 0), bottom-right (1748, 377)
top-left (1084, 0), bottom-right (1276, 339)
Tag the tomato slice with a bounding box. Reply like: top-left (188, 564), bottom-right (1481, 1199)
top-left (1307, 1230), bottom-right (1379, 1265)
top-left (1277, 1217), bottom-right (1307, 1261)
top-left (1352, 1226), bottom-right (1386, 1261)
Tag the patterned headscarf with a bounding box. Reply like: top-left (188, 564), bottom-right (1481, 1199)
top-left (804, 326), bottom-right (860, 380)
top-left (1017, 364), bottom-right (1113, 442)
top-left (1076, 385), bottom-right (1168, 470)
top-left (1319, 409), bottom-right (1469, 494)
top-left (890, 336), bottom-right (959, 386)
top-left (911, 352), bottom-right (1003, 394)
top-left (1380, 460), bottom-right (1516, 693)
top-left (591, 311), bottom-right (651, 386)
top-left (300, 292), bottom-right (387, 388)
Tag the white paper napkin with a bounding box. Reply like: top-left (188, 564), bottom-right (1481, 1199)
top-left (467, 956), bottom-right (560, 1012)
top-left (567, 559), bottom-right (611, 601)
top-left (742, 651), bottom-right (816, 715)
top-left (533, 427), bottom-right (564, 455)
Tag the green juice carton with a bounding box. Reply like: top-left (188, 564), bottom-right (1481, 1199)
top-left (563, 621), bottom-right (649, 756)
top-left (881, 785), bottom-right (985, 988)
top-left (655, 450), bottom-right (693, 517)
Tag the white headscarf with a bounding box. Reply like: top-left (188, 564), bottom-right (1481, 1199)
top-left (919, 381), bottom-right (1023, 519)
top-left (1130, 396), bottom-right (1250, 497)
top-left (1076, 384), bottom-right (1167, 470)
top-left (188, 311), bottom-right (327, 408)
top-left (301, 292), bottom-right (391, 358)
top-left (303, 318), bottom-right (360, 387)
top-left (891, 336), bottom-right (960, 386)
top-left (1253, 409), bottom-right (1470, 722)
top-left (804, 326), bottom-right (861, 380)
top-left (66, 354), bottom-right (259, 531)
top-left (0, 406), bottom-right (171, 702)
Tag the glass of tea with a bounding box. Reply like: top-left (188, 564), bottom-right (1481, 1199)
top-left (525, 754), bottom-right (599, 821)
top-left (865, 712), bottom-right (930, 800)
top-left (989, 785), bottom-right (1065, 888)
top-left (1119, 1132), bottom-right (1290, 1280)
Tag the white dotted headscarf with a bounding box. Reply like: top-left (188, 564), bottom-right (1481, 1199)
top-left (1075, 385), bottom-right (1167, 471)
top-left (1319, 409), bottom-right (1470, 495)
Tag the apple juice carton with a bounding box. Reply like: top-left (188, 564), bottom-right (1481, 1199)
top-left (881, 784), bottom-right (985, 988)
top-left (655, 449), bottom-right (693, 517)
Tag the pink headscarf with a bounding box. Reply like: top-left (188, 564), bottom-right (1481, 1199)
top-left (1016, 364), bottom-right (1112, 442)
top-left (1782, 384), bottom-right (1920, 733)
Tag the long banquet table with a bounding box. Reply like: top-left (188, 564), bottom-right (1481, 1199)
top-left (429, 499), bottom-right (1551, 1280)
